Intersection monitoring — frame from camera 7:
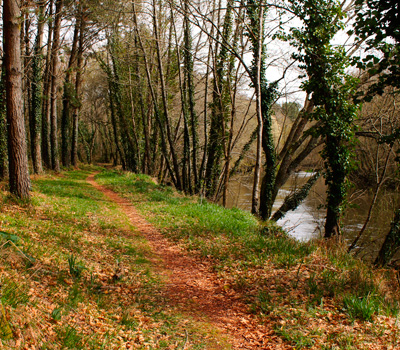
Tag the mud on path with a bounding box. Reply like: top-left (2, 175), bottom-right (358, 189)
top-left (87, 173), bottom-right (291, 349)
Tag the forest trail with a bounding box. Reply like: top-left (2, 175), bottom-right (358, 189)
top-left (86, 173), bottom-right (291, 349)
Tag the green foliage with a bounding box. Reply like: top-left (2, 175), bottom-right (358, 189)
top-left (353, 0), bottom-right (400, 98)
top-left (0, 231), bottom-right (21, 245)
top-left (343, 294), bottom-right (380, 322)
top-left (51, 308), bottom-right (62, 321)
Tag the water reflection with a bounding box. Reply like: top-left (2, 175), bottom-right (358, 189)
top-left (225, 172), bottom-right (326, 241)
top-left (225, 172), bottom-right (399, 251)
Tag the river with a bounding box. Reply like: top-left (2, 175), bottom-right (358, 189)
top-left (225, 173), bottom-right (399, 256)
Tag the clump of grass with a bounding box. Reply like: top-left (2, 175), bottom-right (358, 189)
top-left (343, 294), bottom-right (381, 322)
top-left (0, 278), bottom-right (30, 308)
top-left (67, 254), bottom-right (86, 279)
top-left (275, 326), bottom-right (315, 349)
top-left (56, 325), bottom-right (86, 349)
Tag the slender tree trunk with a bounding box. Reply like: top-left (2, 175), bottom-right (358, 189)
top-left (374, 209), bottom-right (400, 267)
top-left (205, 0), bottom-right (232, 199)
top-left (41, 0), bottom-right (53, 169)
top-left (49, 0), bottom-right (63, 172)
top-left (61, 17), bottom-right (80, 167)
top-left (324, 135), bottom-right (344, 238)
top-left (71, 11), bottom-right (86, 167)
top-left (183, 0), bottom-right (198, 191)
top-left (152, 0), bottom-right (182, 190)
top-left (3, 0), bottom-right (31, 198)
top-left (250, 1), bottom-right (264, 215)
top-left (134, 36), bottom-right (151, 174)
top-left (132, 0), bottom-right (177, 187)
top-left (0, 64), bottom-right (8, 179)
top-left (30, 1), bottom-right (45, 174)
top-left (348, 148), bottom-right (391, 252)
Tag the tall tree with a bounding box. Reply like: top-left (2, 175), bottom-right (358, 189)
top-left (30, 0), bottom-right (45, 174)
top-left (182, 0), bottom-right (199, 192)
top-left (71, 6), bottom-right (87, 167)
top-left (0, 65), bottom-right (7, 179)
top-left (246, 0), bottom-right (278, 219)
top-left (61, 15), bottom-right (80, 167)
top-left (3, 0), bottom-right (31, 198)
top-left (49, 0), bottom-right (63, 172)
top-left (205, 0), bottom-right (234, 198)
top-left (353, 0), bottom-right (400, 264)
top-left (289, 0), bottom-right (359, 237)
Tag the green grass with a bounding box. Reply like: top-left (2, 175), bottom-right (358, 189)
top-left (343, 294), bottom-right (381, 322)
top-left (95, 170), bottom-right (312, 268)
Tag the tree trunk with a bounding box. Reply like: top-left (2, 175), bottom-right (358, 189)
top-left (49, 0), bottom-right (63, 172)
top-left (61, 16), bottom-right (79, 167)
top-left (41, 0), bottom-right (53, 169)
top-left (3, 0), bottom-right (31, 198)
top-left (271, 171), bottom-right (321, 222)
top-left (132, 0), bottom-right (177, 187)
top-left (324, 135), bottom-right (345, 238)
top-left (152, 0), bottom-right (182, 190)
top-left (205, 0), bottom-right (232, 198)
top-left (0, 64), bottom-right (8, 179)
top-left (249, 0), bottom-right (264, 215)
top-left (183, 0), bottom-right (198, 191)
top-left (30, 1), bottom-right (45, 174)
top-left (374, 209), bottom-right (400, 267)
top-left (71, 11), bottom-right (86, 167)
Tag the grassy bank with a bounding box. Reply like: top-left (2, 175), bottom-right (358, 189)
top-left (96, 169), bottom-right (400, 350)
top-left (0, 168), bottom-right (228, 349)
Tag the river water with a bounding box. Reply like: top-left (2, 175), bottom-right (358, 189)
top-left (225, 173), bottom-right (399, 254)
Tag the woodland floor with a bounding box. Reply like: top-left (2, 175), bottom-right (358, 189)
top-left (1, 168), bottom-right (400, 349)
top-left (87, 173), bottom-right (291, 349)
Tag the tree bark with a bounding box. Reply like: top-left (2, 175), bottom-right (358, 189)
top-left (374, 209), bottom-right (400, 267)
top-left (3, 0), bottom-right (31, 198)
top-left (132, 0), bottom-right (177, 187)
top-left (0, 65), bottom-right (8, 179)
top-left (49, 0), bottom-right (63, 172)
top-left (250, 0), bottom-right (264, 215)
top-left (41, 0), bottom-right (53, 169)
top-left (152, 0), bottom-right (182, 190)
top-left (30, 0), bottom-right (45, 174)
top-left (61, 16), bottom-right (80, 167)
top-left (71, 10), bottom-right (86, 167)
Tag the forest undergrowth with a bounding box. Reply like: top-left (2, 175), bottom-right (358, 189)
top-left (0, 166), bottom-right (400, 349)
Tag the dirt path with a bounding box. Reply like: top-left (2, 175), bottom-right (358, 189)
top-left (87, 174), bottom-right (291, 349)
